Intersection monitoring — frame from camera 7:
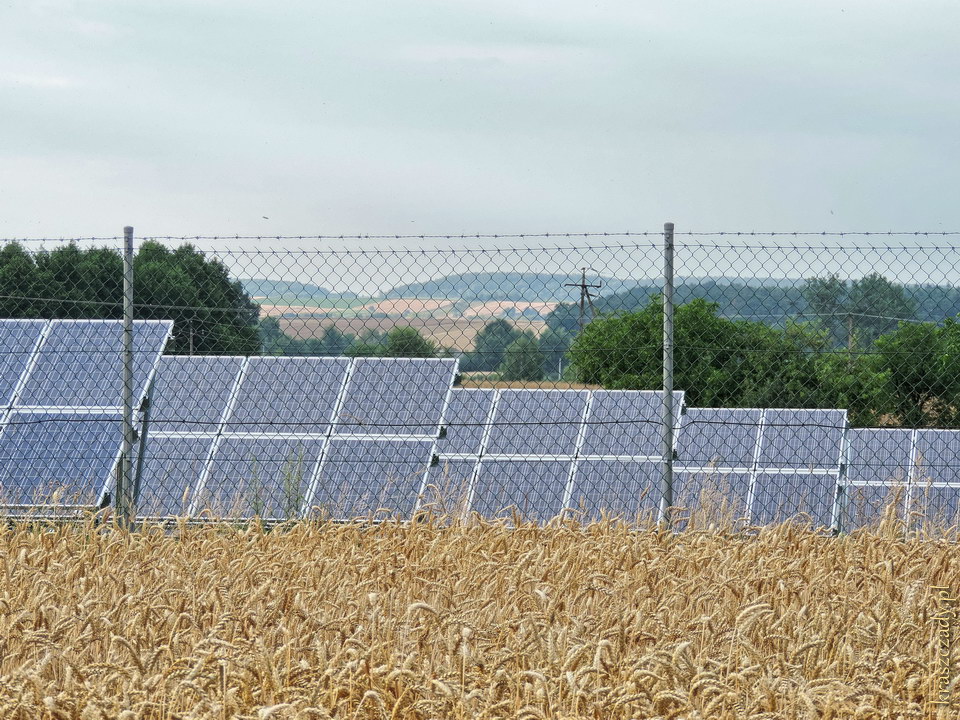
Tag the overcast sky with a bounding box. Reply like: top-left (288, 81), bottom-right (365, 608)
top-left (2, 0), bottom-right (958, 244)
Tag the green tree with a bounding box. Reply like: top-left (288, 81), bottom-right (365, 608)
top-left (381, 327), bottom-right (437, 358)
top-left (538, 326), bottom-right (574, 378)
top-left (846, 273), bottom-right (916, 346)
top-left (801, 272), bottom-right (915, 349)
top-left (872, 320), bottom-right (960, 427)
top-left (568, 297), bottom-right (825, 408)
top-left (467, 319), bottom-right (524, 371)
top-left (498, 333), bottom-right (544, 382)
top-left (0, 241), bottom-right (260, 354)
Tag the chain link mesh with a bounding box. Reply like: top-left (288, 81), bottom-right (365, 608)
top-left (2, 232), bottom-right (960, 532)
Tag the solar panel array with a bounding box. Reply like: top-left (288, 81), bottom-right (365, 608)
top-left (842, 428), bottom-right (960, 529)
top-left (135, 355), bottom-right (457, 520)
top-left (429, 388), bottom-right (686, 522)
top-left (3, 317), bottom-right (957, 530)
top-left (675, 407), bottom-right (847, 528)
top-left (0, 319), bottom-right (173, 513)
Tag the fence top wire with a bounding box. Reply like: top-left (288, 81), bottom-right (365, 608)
top-left (3, 230), bottom-right (960, 249)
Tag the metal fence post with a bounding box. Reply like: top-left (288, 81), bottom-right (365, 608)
top-left (118, 225), bottom-right (135, 527)
top-left (660, 222), bottom-right (675, 528)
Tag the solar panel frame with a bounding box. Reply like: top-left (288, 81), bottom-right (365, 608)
top-left (334, 357), bottom-right (457, 439)
top-left (674, 408), bottom-right (763, 473)
top-left (913, 429), bottom-right (960, 486)
top-left (0, 320), bottom-right (173, 513)
top-left (755, 408), bottom-right (847, 472)
top-left (750, 470), bottom-right (839, 529)
top-left (306, 437), bottom-right (438, 519)
top-left (0, 409), bottom-right (122, 511)
top-left (565, 459), bottom-right (662, 523)
top-left (746, 408), bottom-right (847, 529)
top-left (133, 435), bottom-right (217, 518)
top-left (483, 389), bottom-right (591, 458)
top-left (17, 319), bottom-right (173, 410)
top-left (222, 356), bottom-right (351, 436)
top-left (193, 436), bottom-right (326, 520)
top-left (469, 458), bottom-right (572, 524)
top-left (148, 355), bottom-right (247, 434)
top-left (434, 388), bottom-right (496, 457)
top-left (578, 390), bottom-right (686, 459)
top-left (0, 319), bottom-right (48, 413)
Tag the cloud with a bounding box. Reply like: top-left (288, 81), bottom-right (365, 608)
top-left (395, 42), bottom-right (602, 68)
top-left (0, 72), bottom-right (79, 89)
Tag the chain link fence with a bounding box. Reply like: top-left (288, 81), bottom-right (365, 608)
top-left (2, 229), bottom-right (960, 533)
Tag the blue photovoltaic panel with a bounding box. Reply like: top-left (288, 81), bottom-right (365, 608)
top-left (675, 470), bottom-right (751, 520)
top-left (336, 357), bottom-right (456, 436)
top-left (469, 459), bottom-right (570, 523)
top-left (841, 484), bottom-right (906, 531)
top-left (149, 355), bottom-right (244, 433)
top-left (567, 459), bottom-right (661, 521)
top-left (751, 471), bottom-right (837, 528)
top-left (134, 435), bottom-right (214, 517)
top-left (580, 391), bottom-right (683, 457)
top-left (437, 389), bottom-right (494, 455)
top-left (0, 411), bottom-right (118, 507)
top-left (484, 390), bottom-right (588, 457)
top-left (19, 320), bottom-right (172, 407)
top-left (675, 408), bottom-right (761, 470)
top-left (914, 430), bottom-right (960, 485)
top-left (757, 409), bottom-right (845, 470)
top-left (423, 458), bottom-right (476, 511)
top-left (912, 485), bottom-right (960, 528)
top-left (845, 429), bottom-right (913, 486)
top-left (224, 357), bottom-right (350, 434)
top-left (200, 437), bottom-right (325, 518)
top-left (0, 320), bottom-right (45, 408)
top-left (309, 438), bottom-right (435, 518)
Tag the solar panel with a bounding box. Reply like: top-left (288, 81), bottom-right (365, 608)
top-left (0, 320), bottom-right (46, 408)
top-left (566, 459), bottom-right (661, 521)
top-left (423, 458), bottom-right (476, 511)
top-left (674, 470), bottom-right (751, 520)
top-left (911, 485), bottom-right (960, 528)
top-left (757, 409), bottom-right (845, 471)
top-left (580, 391), bottom-right (684, 457)
top-left (0, 320), bottom-right (172, 513)
top-left (845, 429), bottom-right (913, 486)
top-left (437, 388), bottom-right (495, 455)
top-left (484, 390), bottom-right (589, 457)
top-left (914, 430), bottom-right (960, 485)
top-left (149, 355), bottom-right (244, 433)
top-left (336, 357), bottom-right (456, 436)
top-left (751, 471), bottom-right (837, 528)
top-left (224, 356), bottom-right (349, 434)
top-left (198, 437), bottom-right (325, 519)
top-left (841, 483), bottom-right (906, 530)
top-left (470, 459), bottom-right (571, 523)
top-left (0, 411), bottom-right (119, 509)
top-left (307, 438), bottom-right (436, 518)
top-left (134, 435), bottom-right (215, 517)
top-left (19, 320), bottom-right (172, 407)
top-left (675, 408), bottom-right (761, 470)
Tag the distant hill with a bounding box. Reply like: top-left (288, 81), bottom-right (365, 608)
top-left (241, 279), bottom-right (357, 302)
top-left (384, 272), bottom-right (639, 303)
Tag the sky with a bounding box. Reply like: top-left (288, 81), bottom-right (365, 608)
top-left (1, 0), bottom-right (959, 254)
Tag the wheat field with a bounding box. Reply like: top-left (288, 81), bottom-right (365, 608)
top-left (0, 513), bottom-right (957, 719)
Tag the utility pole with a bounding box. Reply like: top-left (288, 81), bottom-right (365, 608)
top-left (564, 268), bottom-right (602, 332)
